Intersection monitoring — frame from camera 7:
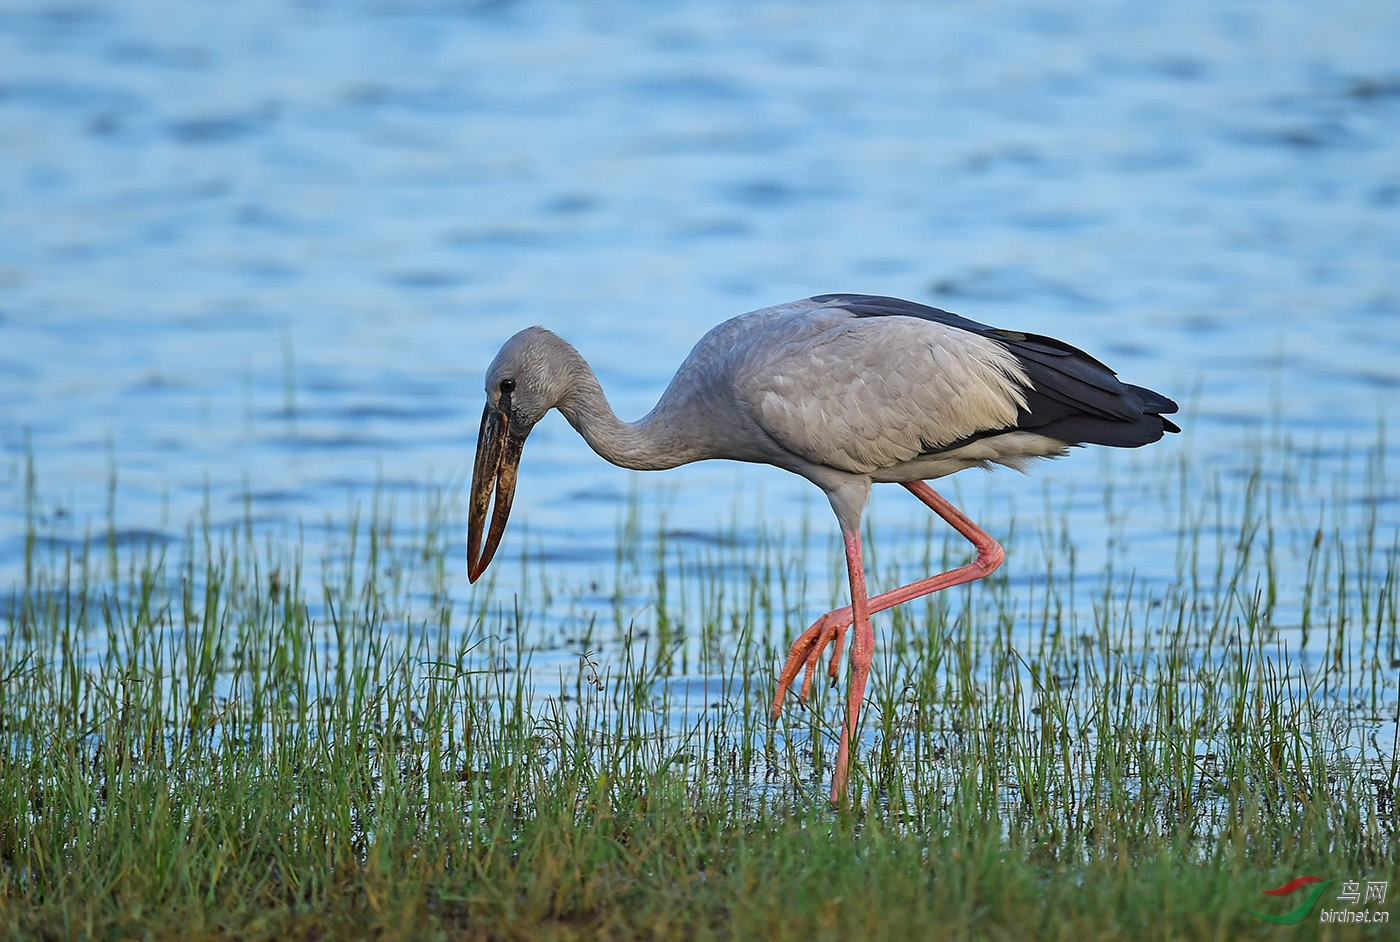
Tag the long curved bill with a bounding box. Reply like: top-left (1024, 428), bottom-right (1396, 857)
top-left (467, 403), bottom-right (526, 582)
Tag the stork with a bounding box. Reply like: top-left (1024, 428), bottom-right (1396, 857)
top-left (466, 293), bottom-right (1179, 803)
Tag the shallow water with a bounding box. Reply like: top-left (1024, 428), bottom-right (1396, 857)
top-left (2, 0), bottom-right (1399, 676)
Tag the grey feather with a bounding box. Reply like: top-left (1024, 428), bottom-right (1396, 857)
top-left (482, 294), bottom-right (1179, 532)
top-left (811, 293), bottom-right (1181, 447)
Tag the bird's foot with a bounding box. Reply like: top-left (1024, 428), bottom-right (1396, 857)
top-left (770, 607), bottom-right (853, 720)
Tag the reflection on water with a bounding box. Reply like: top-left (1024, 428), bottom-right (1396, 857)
top-left (1, 1), bottom-right (1398, 662)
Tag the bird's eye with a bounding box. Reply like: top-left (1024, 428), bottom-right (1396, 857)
top-left (500, 378), bottom-right (516, 395)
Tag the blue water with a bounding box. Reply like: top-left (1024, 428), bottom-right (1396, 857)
top-left (2, 0), bottom-right (1398, 655)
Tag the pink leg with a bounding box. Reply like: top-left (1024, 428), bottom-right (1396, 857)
top-left (831, 529), bottom-right (872, 803)
top-left (772, 482), bottom-right (1005, 799)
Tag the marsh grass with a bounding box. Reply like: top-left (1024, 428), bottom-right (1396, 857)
top-left (1, 434), bottom-right (1397, 940)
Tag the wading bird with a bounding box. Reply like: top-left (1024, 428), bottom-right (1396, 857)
top-left (467, 294), bottom-right (1178, 803)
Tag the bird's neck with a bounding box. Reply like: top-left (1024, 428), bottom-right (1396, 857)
top-left (555, 350), bottom-right (703, 472)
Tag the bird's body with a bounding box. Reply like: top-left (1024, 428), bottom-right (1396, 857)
top-left (468, 294), bottom-right (1178, 803)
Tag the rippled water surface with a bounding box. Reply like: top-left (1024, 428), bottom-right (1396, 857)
top-left (3, 0), bottom-right (1399, 659)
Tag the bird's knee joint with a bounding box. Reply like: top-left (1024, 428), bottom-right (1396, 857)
top-left (977, 540), bottom-right (1005, 574)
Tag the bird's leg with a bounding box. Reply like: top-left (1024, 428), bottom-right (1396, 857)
top-left (831, 528), bottom-right (873, 803)
top-left (771, 481), bottom-right (1004, 716)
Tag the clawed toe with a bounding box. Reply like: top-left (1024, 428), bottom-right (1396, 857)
top-left (769, 611), bottom-right (853, 719)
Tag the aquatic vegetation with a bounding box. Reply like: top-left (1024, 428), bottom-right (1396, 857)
top-left (0, 433), bottom-right (1396, 939)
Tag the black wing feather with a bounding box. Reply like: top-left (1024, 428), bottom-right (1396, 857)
top-left (810, 293), bottom-right (1180, 449)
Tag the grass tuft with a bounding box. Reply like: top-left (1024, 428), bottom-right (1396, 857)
top-left (1, 436), bottom-right (1397, 939)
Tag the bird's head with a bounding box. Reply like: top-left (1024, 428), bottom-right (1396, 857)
top-left (467, 327), bottom-right (573, 582)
